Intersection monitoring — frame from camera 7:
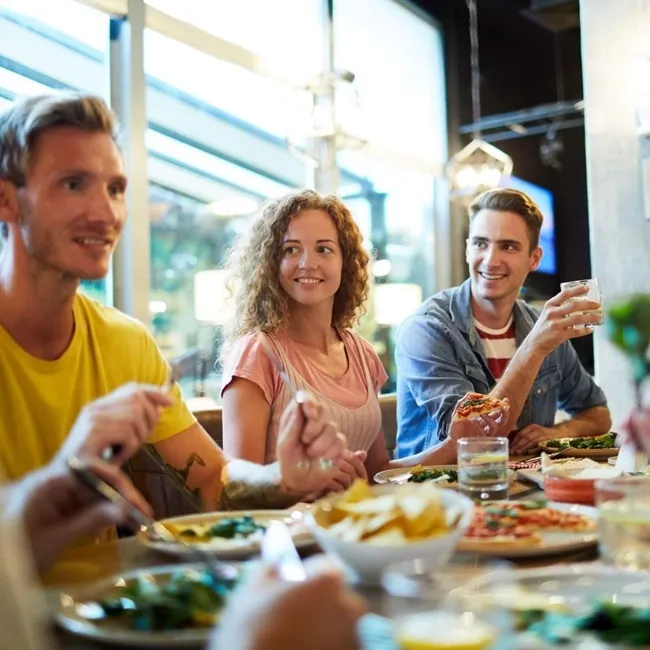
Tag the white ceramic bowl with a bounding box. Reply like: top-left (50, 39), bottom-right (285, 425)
top-left (305, 485), bottom-right (474, 585)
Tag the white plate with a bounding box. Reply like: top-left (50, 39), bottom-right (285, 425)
top-left (457, 501), bottom-right (598, 558)
top-left (374, 465), bottom-right (515, 486)
top-left (56, 563), bottom-right (239, 648)
top-left (517, 463), bottom-right (621, 488)
top-left (458, 563), bottom-right (650, 612)
top-left (138, 510), bottom-right (313, 560)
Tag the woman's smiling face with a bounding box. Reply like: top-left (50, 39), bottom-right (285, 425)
top-left (279, 209), bottom-right (343, 309)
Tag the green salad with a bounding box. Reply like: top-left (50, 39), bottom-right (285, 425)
top-left (408, 469), bottom-right (458, 483)
top-left (179, 515), bottom-right (265, 540)
top-left (517, 601), bottom-right (650, 646)
top-left (99, 569), bottom-right (238, 631)
top-left (544, 432), bottom-right (617, 450)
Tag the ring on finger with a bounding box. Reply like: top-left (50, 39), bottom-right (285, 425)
top-left (318, 458), bottom-right (335, 471)
top-left (295, 459), bottom-right (311, 470)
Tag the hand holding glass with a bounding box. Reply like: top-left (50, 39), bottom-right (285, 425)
top-left (560, 278), bottom-right (603, 328)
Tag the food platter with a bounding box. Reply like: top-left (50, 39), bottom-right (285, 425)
top-left (539, 434), bottom-right (619, 459)
top-left (138, 510), bottom-right (312, 560)
top-left (374, 465), bottom-right (515, 486)
top-left (455, 564), bottom-right (650, 648)
top-left (56, 563), bottom-right (240, 648)
top-left (457, 501), bottom-right (598, 558)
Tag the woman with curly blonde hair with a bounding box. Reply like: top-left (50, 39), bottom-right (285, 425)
top-left (220, 189), bottom-right (493, 490)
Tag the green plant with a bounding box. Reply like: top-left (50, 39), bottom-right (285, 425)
top-left (606, 294), bottom-right (650, 397)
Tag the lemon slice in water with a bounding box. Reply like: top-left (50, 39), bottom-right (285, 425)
top-left (395, 611), bottom-right (496, 650)
top-left (468, 453), bottom-right (507, 464)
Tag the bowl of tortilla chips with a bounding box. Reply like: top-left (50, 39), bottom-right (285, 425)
top-left (305, 480), bottom-right (473, 584)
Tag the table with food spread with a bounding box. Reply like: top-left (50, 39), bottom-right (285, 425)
top-left (47, 439), bottom-right (650, 650)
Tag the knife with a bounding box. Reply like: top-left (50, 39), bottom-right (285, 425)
top-left (261, 520), bottom-right (307, 583)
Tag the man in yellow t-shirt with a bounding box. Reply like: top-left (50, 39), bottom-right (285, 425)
top-left (0, 294), bottom-right (193, 481)
top-left (0, 92), bottom-right (348, 516)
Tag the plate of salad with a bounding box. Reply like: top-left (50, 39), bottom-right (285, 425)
top-left (539, 432), bottom-right (619, 459)
top-left (56, 564), bottom-right (241, 647)
top-left (138, 510), bottom-right (313, 559)
top-left (373, 464), bottom-right (515, 486)
top-left (455, 563), bottom-right (650, 648)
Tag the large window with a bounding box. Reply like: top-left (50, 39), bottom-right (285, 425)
top-left (0, 0), bottom-right (447, 399)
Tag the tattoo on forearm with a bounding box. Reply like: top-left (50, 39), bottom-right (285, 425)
top-left (218, 461), bottom-right (302, 511)
top-left (144, 445), bottom-right (205, 512)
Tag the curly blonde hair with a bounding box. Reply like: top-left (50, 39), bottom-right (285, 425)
top-left (222, 189), bottom-right (370, 350)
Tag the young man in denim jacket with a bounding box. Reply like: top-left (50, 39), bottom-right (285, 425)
top-left (395, 188), bottom-right (611, 457)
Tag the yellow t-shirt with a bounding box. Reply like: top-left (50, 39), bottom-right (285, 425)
top-left (0, 294), bottom-right (196, 481)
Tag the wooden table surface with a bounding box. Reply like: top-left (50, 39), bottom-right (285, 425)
top-left (47, 473), bottom-right (600, 649)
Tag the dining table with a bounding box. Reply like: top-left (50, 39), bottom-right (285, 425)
top-left (45, 464), bottom-right (603, 650)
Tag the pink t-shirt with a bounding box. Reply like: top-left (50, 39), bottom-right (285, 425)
top-left (221, 329), bottom-right (388, 462)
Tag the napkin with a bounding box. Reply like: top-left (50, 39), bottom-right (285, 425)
top-left (540, 453), bottom-right (601, 474)
top-left (615, 436), bottom-right (649, 473)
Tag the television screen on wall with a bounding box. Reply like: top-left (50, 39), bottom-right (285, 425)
top-left (500, 175), bottom-right (557, 276)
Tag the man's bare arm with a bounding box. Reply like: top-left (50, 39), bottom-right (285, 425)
top-left (151, 423), bottom-right (303, 512)
top-left (151, 397), bottom-right (347, 513)
top-left (489, 337), bottom-right (546, 432)
top-left (489, 287), bottom-right (603, 433)
top-left (550, 406), bottom-right (612, 438)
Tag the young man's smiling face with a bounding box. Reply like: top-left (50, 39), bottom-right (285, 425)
top-left (6, 125), bottom-right (126, 281)
top-left (466, 208), bottom-right (542, 304)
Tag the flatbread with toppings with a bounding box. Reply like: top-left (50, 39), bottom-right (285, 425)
top-left (462, 500), bottom-right (595, 548)
top-left (453, 392), bottom-right (509, 422)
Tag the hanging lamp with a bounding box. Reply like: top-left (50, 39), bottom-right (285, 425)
top-left (446, 0), bottom-right (513, 201)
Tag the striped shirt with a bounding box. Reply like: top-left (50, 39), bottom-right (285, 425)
top-left (474, 317), bottom-right (517, 380)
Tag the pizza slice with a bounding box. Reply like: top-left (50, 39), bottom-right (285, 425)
top-left (462, 509), bottom-right (542, 548)
top-left (504, 502), bottom-right (595, 532)
top-left (460, 500), bottom-right (594, 549)
top-left (453, 392), bottom-right (510, 422)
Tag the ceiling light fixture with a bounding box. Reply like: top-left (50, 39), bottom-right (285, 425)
top-left (446, 0), bottom-right (513, 201)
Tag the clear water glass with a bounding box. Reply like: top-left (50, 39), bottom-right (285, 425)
top-left (596, 476), bottom-right (650, 569)
top-left (457, 438), bottom-right (509, 502)
top-left (560, 278), bottom-right (603, 327)
top-left (382, 558), bottom-right (514, 650)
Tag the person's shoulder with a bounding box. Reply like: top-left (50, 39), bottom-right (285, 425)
top-left (402, 285), bottom-right (460, 330)
top-left (222, 331), bottom-right (276, 375)
top-left (226, 331), bottom-right (268, 359)
top-left (76, 294), bottom-right (150, 340)
top-left (344, 329), bottom-right (380, 361)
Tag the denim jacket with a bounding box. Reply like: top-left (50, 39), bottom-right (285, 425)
top-left (394, 279), bottom-right (608, 458)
